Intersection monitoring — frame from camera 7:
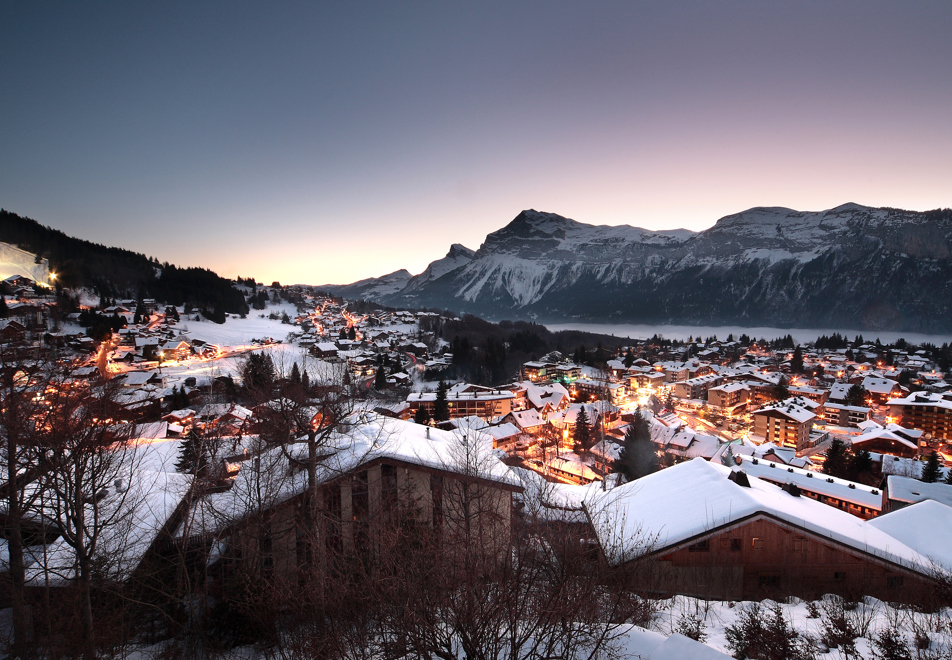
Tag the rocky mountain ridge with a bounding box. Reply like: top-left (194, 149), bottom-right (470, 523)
top-left (324, 204), bottom-right (952, 333)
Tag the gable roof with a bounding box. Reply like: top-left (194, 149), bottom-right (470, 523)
top-left (584, 458), bottom-right (933, 575)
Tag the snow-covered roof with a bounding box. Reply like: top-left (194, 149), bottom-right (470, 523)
top-left (25, 467), bottom-right (193, 586)
top-left (737, 455), bottom-right (883, 510)
top-left (751, 398), bottom-right (816, 423)
top-left (584, 458), bottom-right (932, 575)
top-left (868, 501), bottom-right (952, 571)
top-left (183, 415), bottom-right (521, 535)
top-left (886, 475), bottom-right (952, 508)
top-left (862, 376), bottom-right (899, 395)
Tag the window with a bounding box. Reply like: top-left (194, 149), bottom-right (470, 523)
top-left (688, 540), bottom-right (710, 552)
top-left (752, 537), bottom-right (766, 550)
top-left (887, 576), bottom-right (904, 589)
top-left (834, 571), bottom-right (847, 581)
top-left (720, 537), bottom-right (742, 551)
top-left (793, 538), bottom-right (808, 552)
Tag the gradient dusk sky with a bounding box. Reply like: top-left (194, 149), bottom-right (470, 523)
top-left (2, 2), bottom-right (950, 286)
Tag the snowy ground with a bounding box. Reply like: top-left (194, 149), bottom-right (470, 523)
top-left (5, 594), bottom-right (947, 658)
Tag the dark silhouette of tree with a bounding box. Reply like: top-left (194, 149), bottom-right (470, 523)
top-left (574, 406), bottom-right (592, 454)
top-left (414, 406), bottom-right (431, 425)
top-left (823, 438), bottom-right (849, 478)
top-left (175, 427), bottom-right (208, 476)
top-left (844, 385), bottom-right (867, 407)
top-left (433, 380), bottom-right (450, 422)
top-left (790, 346), bottom-right (804, 374)
top-left (289, 361), bottom-right (302, 386)
top-left (771, 375), bottom-right (790, 402)
top-left (242, 352), bottom-right (275, 394)
top-left (374, 365), bottom-right (387, 390)
top-left (921, 451), bottom-right (942, 483)
top-left (614, 408), bottom-right (657, 482)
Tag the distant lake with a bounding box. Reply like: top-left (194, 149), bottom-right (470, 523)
top-left (544, 322), bottom-right (952, 347)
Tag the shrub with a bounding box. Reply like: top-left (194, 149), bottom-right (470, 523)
top-left (725, 602), bottom-right (817, 660)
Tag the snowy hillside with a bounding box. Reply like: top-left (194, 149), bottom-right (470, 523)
top-left (334, 204), bottom-right (952, 333)
top-left (0, 241), bottom-right (51, 285)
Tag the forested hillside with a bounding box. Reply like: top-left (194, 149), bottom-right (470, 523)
top-left (0, 209), bottom-right (248, 314)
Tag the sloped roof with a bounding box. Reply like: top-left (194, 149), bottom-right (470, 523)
top-left (584, 458), bottom-right (931, 574)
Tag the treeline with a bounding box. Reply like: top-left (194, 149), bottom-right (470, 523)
top-left (428, 314), bottom-right (629, 385)
top-left (0, 210), bottom-right (248, 315)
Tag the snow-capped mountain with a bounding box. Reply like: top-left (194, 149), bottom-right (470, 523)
top-left (321, 268), bottom-right (413, 301)
top-left (400, 243), bottom-right (476, 295)
top-left (333, 204), bottom-right (952, 332)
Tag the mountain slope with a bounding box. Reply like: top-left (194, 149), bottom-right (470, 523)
top-left (339, 205), bottom-right (952, 332)
top-left (0, 209), bottom-right (249, 314)
top-left (320, 269), bottom-right (413, 301)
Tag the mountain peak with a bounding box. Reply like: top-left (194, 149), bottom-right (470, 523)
top-left (446, 243), bottom-right (475, 259)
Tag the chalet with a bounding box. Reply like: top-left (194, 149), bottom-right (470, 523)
top-left (3, 274), bottom-right (33, 289)
top-left (503, 409), bottom-right (547, 435)
top-left (313, 342), bottom-right (339, 358)
top-left (546, 455), bottom-right (599, 485)
top-left (585, 458), bottom-right (946, 603)
top-left (136, 336), bottom-right (161, 359)
top-left (735, 455), bottom-right (885, 519)
top-left (708, 382), bottom-right (749, 411)
top-left (788, 385), bottom-right (828, 404)
top-left (407, 384), bottom-right (515, 421)
top-left (888, 391), bottom-right (952, 442)
top-left (827, 382), bottom-right (853, 403)
top-left (820, 402), bottom-right (870, 428)
top-left (555, 363), bottom-right (581, 382)
top-left (885, 475), bottom-right (952, 512)
top-left (180, 417), bottom-right (521, 587)
top-left (0, 318), bottom-right (27, 342)
top-left (751, 399), bottom-right (816, 451)
top-left (862, 376), bottom-right (903, 405)
top-left (160, 339), bottom-right (191, 361)
top-left (672, 374), bottom-right (722, 401)
top-left (521, 361), bottom-right (557, 382)
top-left (850, 422), bottom-right (921, 459)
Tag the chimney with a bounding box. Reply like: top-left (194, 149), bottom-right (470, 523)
top-left (728, 470), bottom-right (751, 488)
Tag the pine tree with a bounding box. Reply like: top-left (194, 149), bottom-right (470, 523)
top-left (771, 375), bottom-right (789, 402)
top-left (574, 406), bottom-right (591, 454)
top-left (175, 428), bottom-right (207, 475)
top-left (943, 465), bottom-right (952, 485)
top-left (844, 385), bottom-right (867, 407)
top-left (823, 438), bottom-right (849, 478)
top-left (301, 369), bottom-right (310, 391)
top-left (614, 408), bottom-right (656, 482)
top-left (414, 406), bottom-right (431, 425)
top-left (920, 451), bottom-right (942, 483)
top-left (790, 346), bottom-right (803, 374)
top-left (0, 296), bottom-right (7, 318)
top-left (290, 361), bottom-right (302, 385)
top-left (374, 365), bottom-right (387, 390)
top-left (433, 380), bottom-right (450, 422)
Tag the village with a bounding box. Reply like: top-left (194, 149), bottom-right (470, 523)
top-left (2, 273), bottom-right (952, 656)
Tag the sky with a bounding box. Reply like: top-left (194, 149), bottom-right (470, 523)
top-left (2, 2), bottom-right (951, 286)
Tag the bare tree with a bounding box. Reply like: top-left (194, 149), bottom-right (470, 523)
top-left (0, 347), bottom-right (51, 656)
top-left (34, 374), bottom-right (142, 656)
